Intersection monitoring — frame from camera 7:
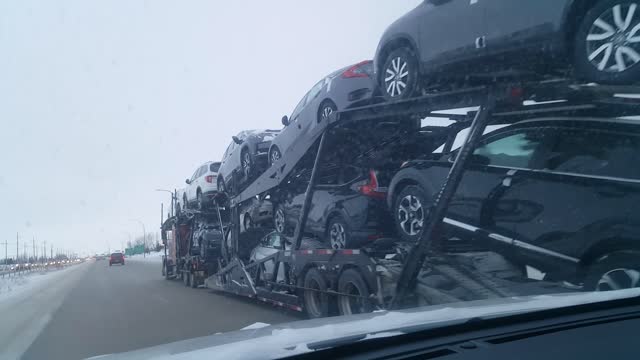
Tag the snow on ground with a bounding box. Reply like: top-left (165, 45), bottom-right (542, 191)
top-left (0, 265), bottom-right (83, 304)
top-left (127, 251), bottom-right (164, 263)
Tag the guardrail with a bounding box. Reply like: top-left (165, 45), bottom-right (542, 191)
top-left (0, 262), bottom-right (84, 279)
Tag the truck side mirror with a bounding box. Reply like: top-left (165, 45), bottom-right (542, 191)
top-left (185, 179), bottom-right (191, 184)
top-left (232, 136), bottom-right (243, 145)
top-left (282, 116), bottom-right (290, 127)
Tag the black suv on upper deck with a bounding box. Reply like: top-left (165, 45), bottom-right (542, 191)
top-left (388, 117), bottom-right (640, 291)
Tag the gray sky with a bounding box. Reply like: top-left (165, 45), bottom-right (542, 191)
top-left (0, 0), bottom-right (421, 257)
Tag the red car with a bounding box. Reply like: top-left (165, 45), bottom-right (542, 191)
top-left (109, 252), bottom-right (125, 266)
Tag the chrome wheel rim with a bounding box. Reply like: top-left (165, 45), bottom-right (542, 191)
top-left (275, 209), bottom-right (285, 233)
top-left (384, 56), bottom-right (409, 97)
top-left (242, 152), bottom-right (251, 175)
top-left (305, 279), bottom-right (323, 317)
top-left (321, 106), bottom-right (334, 121)
top-left (330, 222), bottom-right (347, 250)
top-left (340, 282), bottom-right (364, 315)
top-left (270, 149), bottom-right (280, 165)
top-left (596, 268), bottom-right (640, 291)
top-left (586, 3), bottom-right (640, 72)
top-left (398, 195), bottom-right (424, 236)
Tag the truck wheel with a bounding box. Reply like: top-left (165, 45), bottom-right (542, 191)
top-left (337, 269), bottom-right (373, 316)
top-left (303, 268), bottom-right (330, 319)
top-left (584, 252), bottom-right (640, 291)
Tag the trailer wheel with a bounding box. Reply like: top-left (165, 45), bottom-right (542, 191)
top-left (337, 269), bottom-right (373, 316)
top-left (303, 268), bottom-right (330, 319)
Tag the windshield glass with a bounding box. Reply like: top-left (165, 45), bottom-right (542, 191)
top-left (2, 1), bottom-right (639, 360)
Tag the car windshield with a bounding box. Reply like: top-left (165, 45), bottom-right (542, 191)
top-left (3, 1), bottom-right (640, 360)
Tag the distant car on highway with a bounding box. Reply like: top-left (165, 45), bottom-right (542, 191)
top-left (268, 61), bottom-right (375, 166)
top-left (217, 129), bottom-right (280, 194)
top-left (183, 161), bottom-right (221, 210)
top-left (109, 252), bottom-right (125, 266)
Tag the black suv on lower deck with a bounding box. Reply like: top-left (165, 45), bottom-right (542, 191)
top-left (389, 117), bottom-right (640, 290)
top-left (272, 163), bottom-right (393, 250)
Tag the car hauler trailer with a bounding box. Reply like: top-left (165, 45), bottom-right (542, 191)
top-left (162, 207), bottom-right (226, 288)
top-left (204, 80), bottom-right (639, 318)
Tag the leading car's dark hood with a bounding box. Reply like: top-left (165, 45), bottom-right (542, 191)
top-left (90, 289), bottom-right (640, 360)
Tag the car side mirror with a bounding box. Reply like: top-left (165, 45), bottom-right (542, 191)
top-left (282, 116), bottom-right (290, 127)
top-left (185, 179), bottom-right (191, 185)
top-left (427, 0), bottom-right (452, 5)
top-left (232, 136), bottom-right (243, 145)
top-left (470, 154), bottom-right (491, 166)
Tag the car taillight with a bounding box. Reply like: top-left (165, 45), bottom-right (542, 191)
top-left (358, 170), bottom-right (387, 200)
top-left (205, 175), bottom-right (217, 183)
top-left (342, 60), bottom-right (372, 79)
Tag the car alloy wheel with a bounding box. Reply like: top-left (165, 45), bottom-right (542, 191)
top-left (318, 100), bottom-right (337, 124)
top-left (197, 191), bottom-right (203, 210)
top-left (269, 147), bottom-right (281, 166)
top-left (242, 151), bottom-right (252, 178)
top-left (244, 214), bottom-right (252, 231)
top-left (586, 3), bottom-right (640, 73)
top-left (329, 222), bottom-right (347, 250)
top-left (384, 57), bottom-right (410, 98)
top-left (398, 195), bottom-right (424, 236)
top-left (596, 268), bottom-right (640, 291)
top-left (274, 208), bottom-right (286, 233)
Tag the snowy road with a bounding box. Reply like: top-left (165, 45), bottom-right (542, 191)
top-left (9, 258), bottom-right (298, 360)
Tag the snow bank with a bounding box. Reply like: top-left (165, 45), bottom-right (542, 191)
top-left (0, 265), bottom-right (83, 304)
top-left (127, 251), bottom-right (164, 263)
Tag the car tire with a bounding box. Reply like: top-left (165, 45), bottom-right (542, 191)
top-left (269, 146), bottom-right (282, 166)
top-left (274, 204), bottom-right (288, 235)
top-left (317, 100), bottom-right (337, 124)
top-left (327, 215), bottom-right (351, 250)
top-left (303, 268), bottom-right (330, 319)
top-left (573, 0), bottom-right (640, 84)
top-left (218, 177), bottom-right (226, 194)
top-left (337, 269), bottom-right (373, 316)
top-left (394, 185), bottom-right (429, 243)
top-left (241, 148), bottom-right (253, 180)
top-left (197, 190), bottom-right (205, 211)
top-left (584, 251), bottom-right (640, 291)
top-left (244, 214), bottom-right (252, 231)
top-left (380, 47), bottom-right (420, 101)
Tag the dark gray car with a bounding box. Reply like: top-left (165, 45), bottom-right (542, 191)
top-left (217, 129), bottom-right (280, 194)
top-left (375, 0), bottom-right (640, 100)
top-left (267, 61), bottom-right (376, 165)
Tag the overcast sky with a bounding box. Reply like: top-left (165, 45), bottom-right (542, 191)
top-left (0, 0), bottom-right (422, 257)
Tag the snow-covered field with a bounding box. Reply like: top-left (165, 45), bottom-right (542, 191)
top-left (127, 251), bottom-right (164, 263)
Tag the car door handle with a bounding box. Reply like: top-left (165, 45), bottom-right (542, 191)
top-left (502, 170), bottom-right (519, 187)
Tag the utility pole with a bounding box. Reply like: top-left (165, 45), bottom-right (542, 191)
top-left (1, 241), bottom-right (7, 265)
top-left (33, 237), bottom-right (36, 262)
top-left (16, 232), bottom-right (19, 265)
top-left (50, 244), bottom-right (53, 261)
